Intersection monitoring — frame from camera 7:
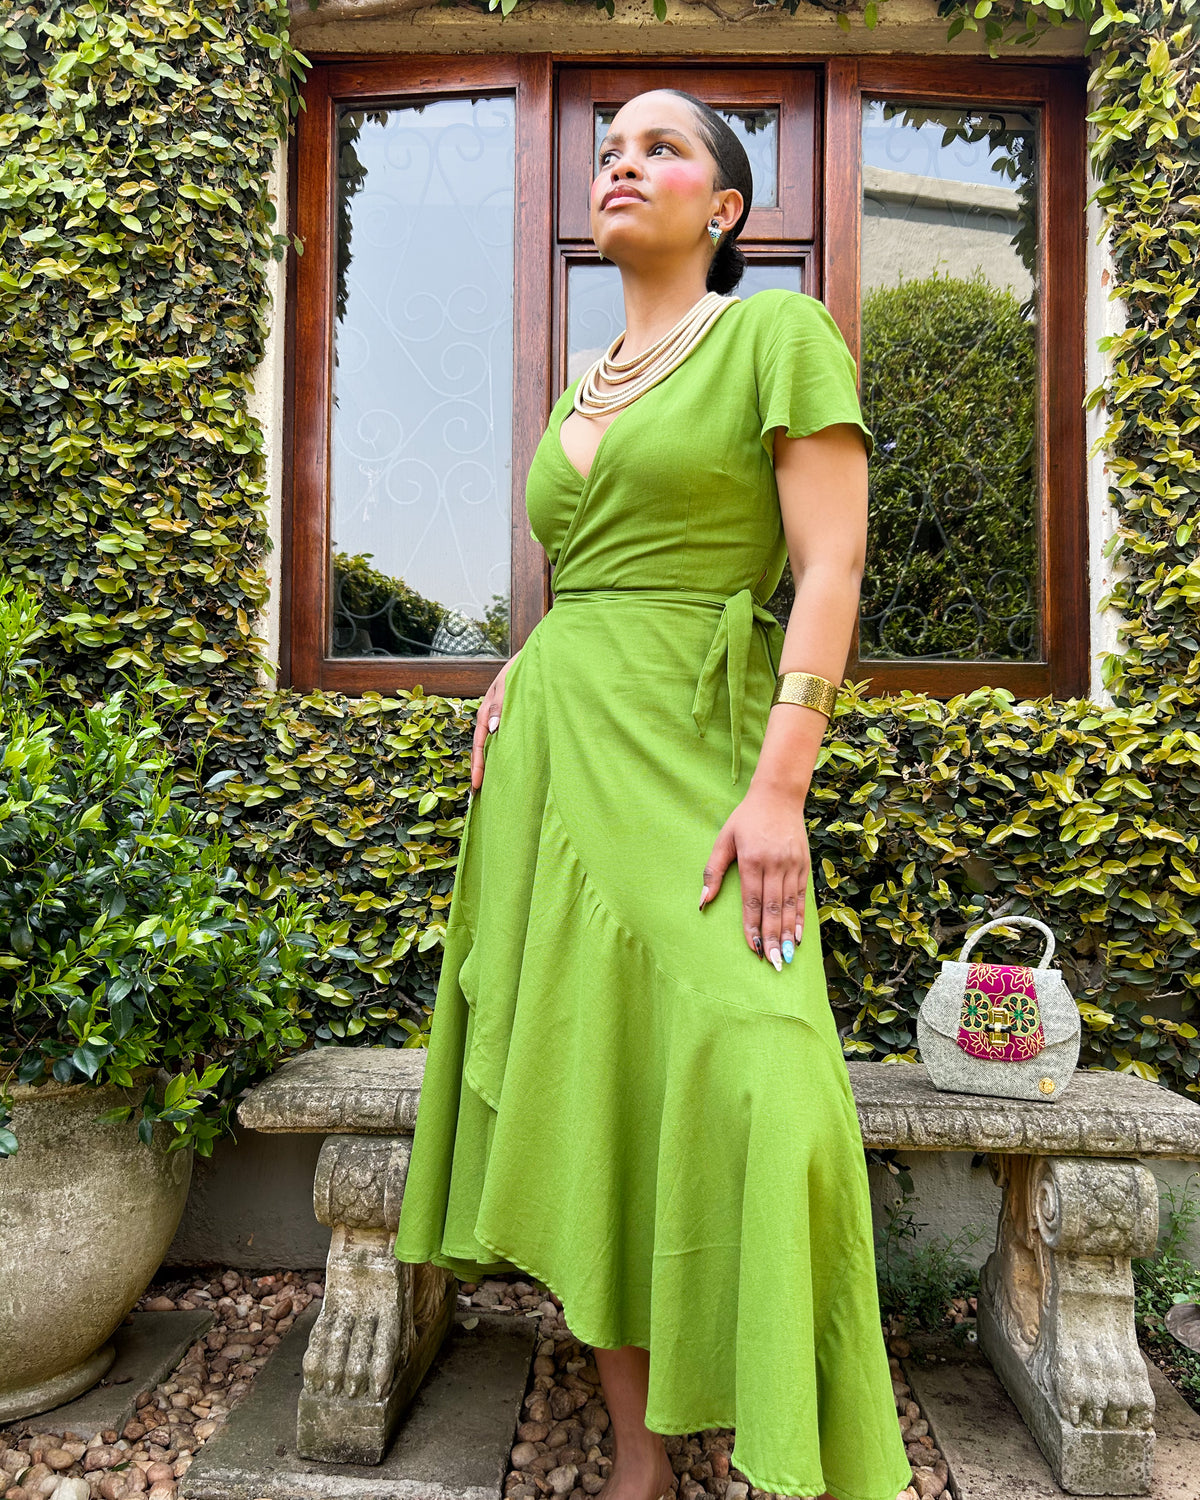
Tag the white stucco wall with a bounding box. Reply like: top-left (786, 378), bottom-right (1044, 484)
top-left (1082, 75), bottom-right (1130, 704)
top-left (283, 0), bottom-right (1083, 58)
top-left (245, 141), bottom-right (290, 680)
top-left (168, 1127), bottom-right (1200, 1270)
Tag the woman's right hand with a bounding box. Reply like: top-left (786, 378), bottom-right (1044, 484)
top-left (471, 650), bottom-right (521, 793)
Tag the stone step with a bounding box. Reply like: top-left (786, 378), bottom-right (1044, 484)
top-left (182, 1300), bottom-right (539, 1500)
top-left (903, 1334), bottom-right (1200, 1499)
top-left (6, 1310), bottom-right (214, 1444)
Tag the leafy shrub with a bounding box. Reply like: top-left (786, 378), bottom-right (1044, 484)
top-left (0, 582), bottom-right (316, 1159)
top-left (165, 679), bottom-right (474, 1043)
top-left (823, 682), bottom-right (1200, 1095)
top-left (858, 270), bottom-right (1039, 661)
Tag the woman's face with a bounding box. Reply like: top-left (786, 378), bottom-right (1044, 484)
top-left (590, 91), bottom-right (742, 270)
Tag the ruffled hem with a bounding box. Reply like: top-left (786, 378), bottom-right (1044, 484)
top-left (416, 1223), bottom-right (912, 1500)
top-left (421, 1231), bottom-right (912, 1500)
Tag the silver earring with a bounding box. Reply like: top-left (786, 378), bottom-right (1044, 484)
top-left (708, 219), bottom-right (722, 245)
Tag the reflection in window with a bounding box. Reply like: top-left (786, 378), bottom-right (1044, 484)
top-left (566, 262), bottom-right (802, 383)
top-left (329, 96), bottom-right (515, 659)
top-left (595, 106), bottom-right (779, 208)
top-left (859, 101), bottom-right (1040, 663)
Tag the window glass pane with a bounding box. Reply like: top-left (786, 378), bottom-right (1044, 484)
top-left (859, 101), bottom-right (1041, 663)
top-left (595, 106), bottom-right (778, 208)
top-left (566, 262), bottom-right (801, 383)
top-left (330, 96), bottom-right (514, 660)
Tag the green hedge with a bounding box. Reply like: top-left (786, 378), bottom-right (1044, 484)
top-left (169, 677), bottom-right (1200, 1095)
top-left (858, 271), bottom-right (1039, 661)
top-left (169, 681), bottom-right (475, 1035)
top-left (821, 681), bottom-right (1200, 1092)
top-left (1, 0), bottom-right (1198, 1097)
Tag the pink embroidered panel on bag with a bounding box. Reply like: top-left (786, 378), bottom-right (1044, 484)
top-left (956, 962), bottom-right (1046, 1061)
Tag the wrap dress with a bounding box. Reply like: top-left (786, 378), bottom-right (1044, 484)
top-left (393, 288), bottom-right (913, 1500)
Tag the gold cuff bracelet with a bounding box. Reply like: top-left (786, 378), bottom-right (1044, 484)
top-left (770, 671), bottom-right (838, 720)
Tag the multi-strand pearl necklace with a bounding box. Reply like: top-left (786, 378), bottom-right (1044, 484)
top-left (573, 290), bottom-right (740, 417)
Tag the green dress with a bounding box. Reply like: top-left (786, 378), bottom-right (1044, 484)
top-left (393, 289), bottom-right (912, 1500)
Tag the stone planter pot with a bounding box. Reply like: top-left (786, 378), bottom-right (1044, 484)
top-left (0, 1077), bottom-right (193, 1421)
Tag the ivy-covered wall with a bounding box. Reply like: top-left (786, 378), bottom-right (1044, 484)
top-left (1, 0), bottom-right (1197, 1095)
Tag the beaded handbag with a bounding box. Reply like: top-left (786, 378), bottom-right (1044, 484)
top-left (916, 916), bottom-right (1081, 1102)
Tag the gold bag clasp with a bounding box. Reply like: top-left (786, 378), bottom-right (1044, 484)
top-left (987, 1001), bottom-right (1013, 1042)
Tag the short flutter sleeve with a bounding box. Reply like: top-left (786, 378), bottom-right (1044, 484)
top-left (754, 290), bottom-right (874, 462)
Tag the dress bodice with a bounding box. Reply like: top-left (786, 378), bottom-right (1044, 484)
top-left (523, 288), bottom-right (874, 606)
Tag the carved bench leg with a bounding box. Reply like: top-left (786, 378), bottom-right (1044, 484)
top-left (977, 1153), bottom-right (1159, 1496)
top-left (296, 1134), bottom-right (456, 1465)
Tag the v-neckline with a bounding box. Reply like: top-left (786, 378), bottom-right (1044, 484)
top-left (553, 300), bottom-right (738, 486)
top-left (555, 396), bottom-right (635, 487)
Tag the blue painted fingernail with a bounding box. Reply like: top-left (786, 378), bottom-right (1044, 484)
top-left (782, 939), bottom-right (794, 964)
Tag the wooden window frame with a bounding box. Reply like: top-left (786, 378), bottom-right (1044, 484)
top-left (828, 57), bottom-right (1089, 698)
top-left (283, 53), bottom-right (1088, 700)
top-left (284, 55), bottom-right (553, 696)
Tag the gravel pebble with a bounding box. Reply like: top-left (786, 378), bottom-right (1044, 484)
top-left (0, 1270), bottom-right (324, 1500)
top-left (4, 1269), bottom-right (938, 1500)
top-left (50, 1482), bottom-right (89, 1500)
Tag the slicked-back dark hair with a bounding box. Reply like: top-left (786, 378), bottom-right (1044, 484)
top-left (659, 89), bottom-right (753, 294)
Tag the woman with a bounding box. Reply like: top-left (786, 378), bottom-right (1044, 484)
top-left (394, 88), bottom-right (912, 1500)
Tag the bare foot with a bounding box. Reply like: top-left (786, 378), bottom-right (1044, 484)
top-left (597, 1439), bottom-right (677, 1500)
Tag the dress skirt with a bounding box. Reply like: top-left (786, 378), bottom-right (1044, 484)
top-left (393, 586), bottom-right (913, 1500)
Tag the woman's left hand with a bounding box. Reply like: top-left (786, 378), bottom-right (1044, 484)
top-left (699, 781), bottom-right (811, 969)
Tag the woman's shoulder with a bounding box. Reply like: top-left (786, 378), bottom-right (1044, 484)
top-left (729, 287), bottom-right (845, 344)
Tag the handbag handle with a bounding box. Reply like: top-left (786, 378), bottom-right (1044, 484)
top-left (958, 914), bottom-right (1057, 969)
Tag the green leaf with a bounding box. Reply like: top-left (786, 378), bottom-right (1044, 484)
top-left (71, 1042), bottom-right (107, 1079)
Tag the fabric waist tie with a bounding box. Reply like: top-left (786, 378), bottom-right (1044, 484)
top-left (550, 586), bottom-right (786, 783)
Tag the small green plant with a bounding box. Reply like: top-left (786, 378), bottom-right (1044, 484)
top-left (0, 581), bottom-right (318, 1160)
top-left (1133, 1172), bottom-right (1200, 1411)
top-left (873, 1172), bottom-right (986, 1331)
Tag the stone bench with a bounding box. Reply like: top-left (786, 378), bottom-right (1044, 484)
top-left (852, 1061), bottom-right (1200, 1496)
top-left (238, 1047), bottom-right (453, 1466)
top-left (238, 1048), bottom-right (1200, 1495)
